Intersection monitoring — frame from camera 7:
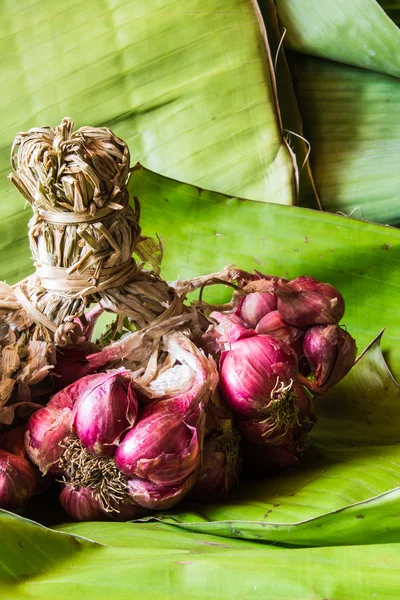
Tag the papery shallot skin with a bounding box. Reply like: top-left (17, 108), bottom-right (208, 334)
top-left (137, 332), bottom-right (219, 415)
top-left (190, 435), bottom-right (240, 501)
top-left (24, 398), bottom-right (73, 475)
top-left (72, 371), bottom-right (138, 457)
top-left (60, 485), bottom-right (105, 521)
top-left (60, 485), bottom-right (146, 522)
top-left (0, 449), bottom-right (37, 509)
top-left (256, 310), bottom-right (304, 346)
top-left (219, 334), bottom-right (298, 418)
top-left (240, 385), bottom-right (316, 475)
top-left (115, 412), bottom-right (200, 486)
top-left (275, 276), bottom-right (345, 327)
top-left (238, 291), bottom-right (277, 328)
top-left (212, 312), bottom-right (255, 344)
top-left (199, 313), bottom-right (254, 358)
top-left (24, 373), bottom-right (102, 474)
top-left (127, 471), bottom-right (198, 510)
top-left (302, 325), bottom-right (357, 391)
top-left (237, 384), bottom-right (315, 446)
top-left (237, 416), bottom-right (287, 446)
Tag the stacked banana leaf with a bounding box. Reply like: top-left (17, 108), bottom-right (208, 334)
top-left (1, 0), bottom-right (400, 598)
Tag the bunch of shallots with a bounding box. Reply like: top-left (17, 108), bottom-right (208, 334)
top-left (0, 120), bottom-right (359, 521)
top-left (184, 270), bottom-right (357, 472)
top-left (25, 333), bottom-right (223, 520)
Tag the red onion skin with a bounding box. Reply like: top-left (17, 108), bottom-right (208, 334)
top-left (60, 486), bottom-right (105, 521)
top-left (25, 403), bottom-right (73, 475)
top-left (115, 412), bottom-right (200, 485)
top-left (239, 291), bottom-right (277, 328)
top-left (127, 471), bottom-right (198, 510)
top-left (0, 449), bottom-right (37, 509)
top-left (213, 312), bottom-right (255, 344)
top-left (237, 417), bottom-right (287, 445)
top-left (24, 373), bottom-right (102, 474)
top-left (60, 485), bottom-right (147, 522)
top-left (303, 325), bottom-right (357, 392)
top-left (219, 334), bottom-right (298, 418)
top-left (72, 371), bottom-right (138, 457)
top-left (275, 276), bottom-right (345, 327)
top-left (237, 384), bottom-right (315, 446)
top-left (190, 440), bottom-right (240, 502)
top-left (137, 332), bottom-right (218, 422)
top-left (256, 310), bottom-right (304, 346)
top-left (0, 426), bottom-right (50, 496)
top-left (240, 384), bottom-right (316, 475)
top-left (200, 313), bottom-right (254, 358)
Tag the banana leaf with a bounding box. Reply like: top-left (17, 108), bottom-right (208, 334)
top-left (2, 512), bottom-right (400, 599)
top-left (272, 0), bottom-right (400, 224)
top-left (275, 0), bottom-right (400, 76)
top-left (0, 0), bottom-right (303, 283)
top-left (286, 52), bottom-right (400, 225)
top-left (1, 0), bottom-right (400, 597)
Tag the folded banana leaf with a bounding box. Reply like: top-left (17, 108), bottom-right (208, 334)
top-left (1, 512), bottom-right (400, 599)
top-left (2, 512), bottom-right (400, 599)
top-left (272, 0), bottom-right (400, 224)
top-left (0, 0), bottom-right (302, 272)
top-left (1, 0), bottom-right (400, 597)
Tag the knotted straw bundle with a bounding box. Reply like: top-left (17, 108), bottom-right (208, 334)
top-left (0, 118), bottom-right (187, 423)
top-left (9, 117), bottom-right (185, 335)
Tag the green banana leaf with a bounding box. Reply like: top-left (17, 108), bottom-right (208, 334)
top-left (271, 0), bottom-right (400, 224)
top-left (0, 0), bottom-right (302, 281)
top-left (1, 0), bottom-right (400, 596)
top-left (287, 51), bottom-right (400, 225)
top-left (2, 512), bottom-right (400, 599)
top-left (275, 0), bottom-right (400, 77)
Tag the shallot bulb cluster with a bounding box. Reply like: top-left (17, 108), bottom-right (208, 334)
top-left (218, 328), bottom-right (315, 469)
top-left (208, 274), bottom-right (356, 395)
top-left (200, 273), bottom-right (356, 471)
top-left (25, 334), bottom-right (219, 521)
